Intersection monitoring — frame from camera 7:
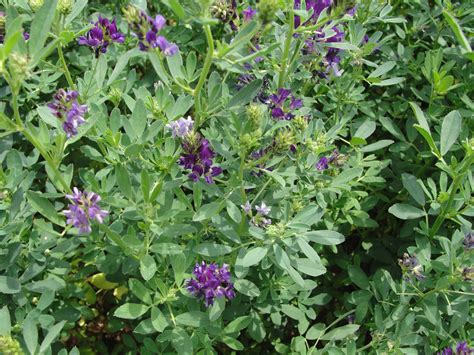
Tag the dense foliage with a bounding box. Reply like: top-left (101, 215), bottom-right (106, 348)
top-left (0, 0), bottom-right (473, 354)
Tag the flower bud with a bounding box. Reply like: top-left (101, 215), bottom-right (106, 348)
top-left (257, 0), bottom-right (280, 24)
top-left (247, 104), bottom-right (263, 128)
top-left (274, 129), bottom-right (295, 152)
top-left (0, 12), bottom-right (6, 32)
top-left (28, 0), bottom-right (44, 12)
top-left (0, 335), bottom-right (23, 355)
top-left (211, 0), bottom-right (235, 23)
top-left (58, 0), bottom-right (74, 15)
top-left (122, 5), bottom-right (141, 29)
top-left (108, 87), bottom-right (122, 106)
top-left (8, 53), bottom-right (30, 83)
top-left (293, 116), bottom-right (308, 131)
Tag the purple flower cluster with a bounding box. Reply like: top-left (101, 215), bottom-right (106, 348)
top-left (243, 6), bottom-right (257, 22)
top-left (304, 26), bottom-right (344, 77)
top-left (268, 88), bottom-right (302, 120)
top-left (127, 11), bottom-right (178, 55)
top-left (294, 0), bottom-right (332, 28)
top-left (63, 187), bottom-right (109, 234)
top-left (166, 116), bottom-right (194, 138)
top-left (186, 262), bottom-right (235, 307)
top-left (78, 16), bottom-right (124, 57)
top-left (438, 341), bottom-right (473, 355)
top-left (48, 89), bottom-right (88, 138)
top-left (242, 201), bottom-right (272, 227)
top-left (179, 133), bottom-right (222, 184)
top-left (398, 253), bottom-right (425, 282)
top-left (316, 149), bottom-right (346, 171)
top-left (463, 232), bottom-right (473, 250)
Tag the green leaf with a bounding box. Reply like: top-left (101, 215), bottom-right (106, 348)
top-left (331, 168), bottom-right (363, 185)
top-left (368, 61), bottom-right (396, 78)
top-left (294, 258), bottom-right (326, 277)
top-left (0, 306), bottom-right (11, 336)
top-left (228, 79), bottom-right (262, 108)
top-left (23, 318), bottom-right (38, 355)
top-left (306, 323), bottom-right (325, 340)
top-left (402, 173), bottom-right (425, 206)
top-left (26, 191), bottom-right (65, 227)
top-left (348, 266), bottom-right (370, 289)
top-left (388, 203), bottom-right (426, 220)
top-left (261, 169), bottom-right (285, 187)
top-left (115, 164), bottom-right (133, 200)
top-left (274, 245), bottom-right (305, 287)
top-left (36, 106), bottom-right (60, 128)
top-left (151, 307), bottom-right (169, 332)
top-left (413, 124), bottom-right (440, 157)
top-left (29, 0), bottom-right (59, 57)
top-left (409, 102), bottom-right (430, 132)
top-left (140, 255), bottom-right (157, 281)
top-left (65, 0), bottom-right (88, 25)
top-left (320, 324), bottom-right (360, 341)
top-left (108, 48), bottom-right (141, 85)
top-left (193, 242), bottom-right (232, 257)
top-left (226, 200), bottom-right (242, 223)
top-left (129, 279), bottom-right (152, 304)
top-left (304, 230), bottom-right (345, 245)
top-left (224, 316), bottom-right (252, 334)
top-left (209, 297), bottom-right (225, 321)
top-left (0, 276), bottom-right (20, 294)
top-left (163, 0), bottom-right (186, 19)
top-left (440, 110), bottom-right (461, 156)
top-left (354, 120), bottom-right (376, 139)
top-left (234, 279), bottom-right (260, 297)
top-left (442, 9), bottom-right (472, 52)
top-left (360, 139), bottom-right (394, 152)
top-left (290, 205), bottom-right (323, 226)
top-left (371, 77), bottom-right (405, 86)
top-left (242, 246), bottom-right (268, 267)
top-left (39, 320), bottom-right (66, 353)
top-left (221, 335), bottom-right (245, 351)
top-left (193, 202), bottom-right (223, 221)
top-left (114, 303), bottom-right (149, 319)
top-left (171, 328), bottom-right (193, 355)
top-left (130, 99), bottom-right (147, 139)
top-left (281, 305), bottom-right (306, 321)
top-left (176, 312), bottom-right (208, 327)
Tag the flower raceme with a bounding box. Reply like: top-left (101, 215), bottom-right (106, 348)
top-left (398, 253), bottom-right (425, 282)
top-left (124, 6), bottom-right (178, 55)
top-left (268, 88), bottom-right (302, 120)
top-left (48, 89), bottom-right (88, 138)
top-left (438, 341), bottom-right (473, 355)
top-left (78, 16), bottom-right (125, 57)
top-left (186, 262), bottom-right (235, 307)
top-left (179, 134), bottom-right (223, 184)
top-left (166, 116), bottom-right (194, 138)
top-left (63, 188), bottom-right (108, 234)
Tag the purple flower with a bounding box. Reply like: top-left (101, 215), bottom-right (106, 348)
top-left (23, 32), bottom-right (30, 40)
top-left (63, 187), bottom-right (108, 234)
top-left (179, 134), bottom-right (222, 184)
top-left (398, 253), bottom-right (425, 281)
top-left (294, 0), bottom-right (332, 28)
top-left (463, 232), bottom-right (474, 250)
top-left (127, 10), bottom-right (178, 56)
top-left (48, 89), bottom-right (88, 138)
top-left (241, 201), bottom-right (251, 214)
top-left (347, 6), bottom-right (357, 17)
top-left (166, 116), bottom-right (194, 138)
top-left (78, 16), bottom-right (124, 57)
top-left (243, 6), bottom-right (257, 22)
top-left (316, 156), bottom-right (329, 171)
top-left (255, 202), bottom-right (271, 216)
top-left (186, 262), bottom-right (235, 307)
top-left (456, 341), bottom-right (473, 354)
top-left (438, 342), bottom-right (473, 355)
top-left (268, 88), bottom-right (302, 120)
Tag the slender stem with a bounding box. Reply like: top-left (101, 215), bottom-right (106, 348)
top-left (84, 56), bottom-right (100, 98)
top-left (194, 24), bottom-right (214, 122)
top-left (278, 8), bottom-right (295, 88)
top-left (429, 155), bottom-right (472, 237)
top-left (58, 45), bottom-right (76, 90)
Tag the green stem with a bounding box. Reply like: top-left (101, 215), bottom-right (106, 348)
top-left (429, 155), bottom-right (472, 237)
top-left (278, 8), bottom-right (295, 88)
top-left (58, 44), bottom-right (76, 90)
top-left (194, 24), bottom-right (214, 123)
